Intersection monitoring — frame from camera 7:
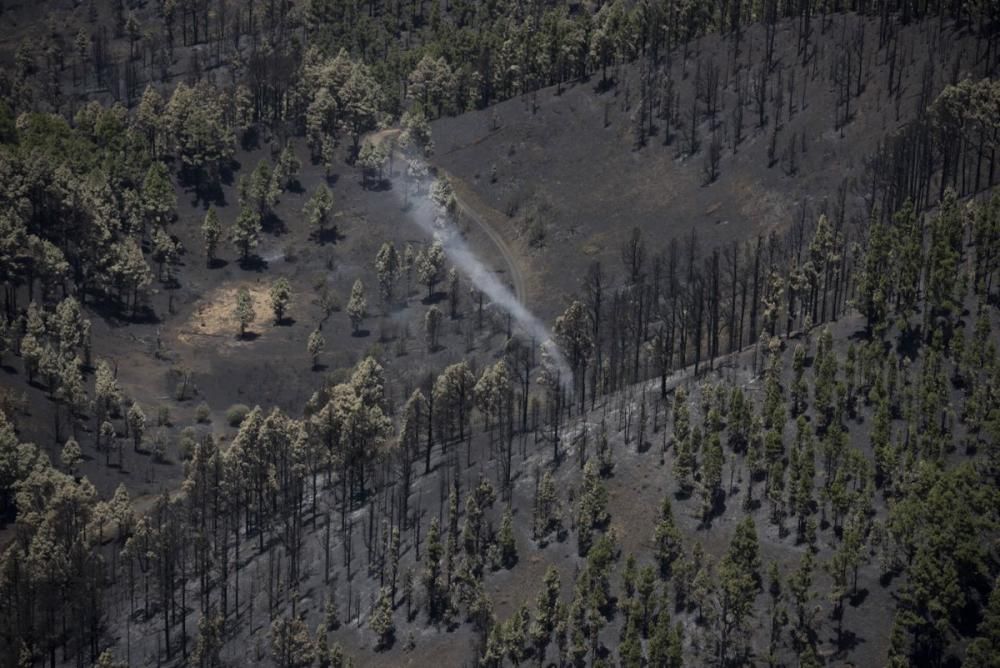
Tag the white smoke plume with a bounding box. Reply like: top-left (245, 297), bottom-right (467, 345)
top-left (392, 164), bottom-right (574, 391)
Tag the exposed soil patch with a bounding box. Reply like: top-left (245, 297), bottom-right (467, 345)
top-left (176, 283), bottom-right (275, 347)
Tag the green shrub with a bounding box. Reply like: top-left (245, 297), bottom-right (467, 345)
top-left (178, 427), bottom-right (197, 461)
top-left (226, 403), bottom-right (250, 427)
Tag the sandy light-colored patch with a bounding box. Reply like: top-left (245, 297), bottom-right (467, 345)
top-left (737, 180), bottom-right (789, 234)
top-left (176, 282), bottom-right (274, 346)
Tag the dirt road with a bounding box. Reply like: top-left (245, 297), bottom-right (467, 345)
top-left (369, 128), bottom-right (528, 304)
top-left (435, 167), bottom-right (528, 304)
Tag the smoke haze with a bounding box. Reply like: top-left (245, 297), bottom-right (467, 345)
top-left (394, 168), bottom-right (573, 389)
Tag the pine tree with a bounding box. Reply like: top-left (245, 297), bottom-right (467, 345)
top-left (141, 161), bottom-right (175, 227)
top-left (389, 527), bottom-right (401, 602)
top-left (715, 516), bottom-right (762, 664)
top-left (245, 159), bottom-right (280, 219)
top-left (423, 518), bottom-right (444, 619)
top-left (729, 387), bottom-right (752, 452)
top-left (307, 329), bottom-right (325, 369)
top-left (596, 418), bottom-right (613, 475)
top-left (314, 626), bottom-right (329, 668)
top-left (375, 242), bottom-right (401, 306)
top-left (893, 199), bottom-right (923, 331)
top-left (424, 305), bottom-right (443, 352)
top-left (417, 242), bottom-right (446, 298)
top-left (94, 650), bottom-right (125, 668)
top-left (576, 459), bottom-right (608, 555)
top-left (700, 431), bottom-right (724, 521)
top-left (622, 553), bottom-right (638, 600)
top-left (636, 565), bottom-right (657, 634)
top-left (54, 297), bottom-right (87, 356)
top-left (60, 438), bottom-right (82, 476)
top-left (325, 597), bottom-right (341, 631)
top-left (788, 551), bottom-right (815, 653)
top-left (305, 183), bottom-right (335, 239)
top-left (275, 144), bottom-right (301, 190)
top-left (127, 402), bottom-right (146, 451)
top-left (857, 210), bottom-right (893, 337)
top-left (151, 226), bottom-right (178, 282)
top-left (886, 612), bottom-right (911, 668)
top-left (649, 593), bottom-right (683, 667)
top-left (270, 615), bottom-right (314, 668)
top-left (328, 641), bottom-right (350, 668)
top-left (346, 279), bottom-right (367, 334)
top-left (201, 207), bottom-right (222, 264)
top-left (966, 577), bottom-right (1000, 667)
top-left (191, 613), bottom-right (223, 667)
top-left (791, 344), bottom-right (809, 415)
top-left (447, 268), bottom-right (460, 318)
top-left (370, 587), bottom-right (395, 650)
top-left (675, 431), bottom-right (695, 496)
top-left (231, 206), bottom-right (262, 262)
top-left (498, 507), bottom-right (517, 568)
top-left (766, 561), bottom-right (788, 665)
top-left (534, 566), bottom-right (561, 646)
top-left (553, 300), bottom-right (594, 409)
top-left (925, 189), bottom-right (963, 327)
top-left (653, 496), bottom-right (682, 579)
top-left (234, 287), bottom-right (256, 338)
top-left (402, 568), bottom-right (414, 621)
top-left (269, 277), bottom-right (293, 324)
top-left (533, 470), bottom-right (561, 542)
top-left (619, 612), bottom-right (643, 667)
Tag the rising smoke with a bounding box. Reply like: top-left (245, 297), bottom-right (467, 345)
top-left (393, 163), bottom-right (574, 391)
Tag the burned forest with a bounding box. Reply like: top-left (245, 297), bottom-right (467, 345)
top-left (0, 1), bottom-right (998, 667)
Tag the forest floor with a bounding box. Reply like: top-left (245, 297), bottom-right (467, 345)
top-left (0, 7), bottom-right (991, 667)
top-left (97, 309), bottom-right (906, 668)
top-left (431, 15), bottom-right (979, 319)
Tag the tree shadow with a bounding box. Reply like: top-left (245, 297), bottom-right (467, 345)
top-left (87, 296), bottom-right (162, 326)
top-left (352, 329), bottom-right (370, 338)
top-left (238, 255), bottom-right (269, 272)
top-left (895, 324), bottom-right (923, 360)
top-left (237, 331), bottom-right (260, 342)
top-left (365, 178), bottom-right (393, 192)
top-left (241, 128), bottom-right (260, 151)
top-left (849, 588), bottom-right (869, 607)
top-left (833, 628), bottom-right (864, 654)
top-left (593, 77), bottom-right (615, 94)
top-left (847, 327), bottom-right (873, 343)
top-left (179, 165), bottom-right (228, 208)
top-left (313, 227), bottom-right (343, 245)
top-left (594, 642), bottom-right (611, 661)
top-left (220, 159), bottom-right (238, 186)
top-left (208, 258), bottom-right (229, 270)
top-left (26, 378), bottom-right (48, 392)
top-left (422, 291), bottom-right (445, 305)
top-left (262, 212), bottom-right (286, 235)
top-left (274, 317), bottom-right (296, 327)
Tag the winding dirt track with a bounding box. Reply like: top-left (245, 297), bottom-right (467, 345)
top-left (369, 128), bottom-right (527, 305)
top-left (436, 167), bottom-right (528, 305)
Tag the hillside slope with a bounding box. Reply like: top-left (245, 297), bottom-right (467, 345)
top-left (433, 15), bottom-right (987, 319)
